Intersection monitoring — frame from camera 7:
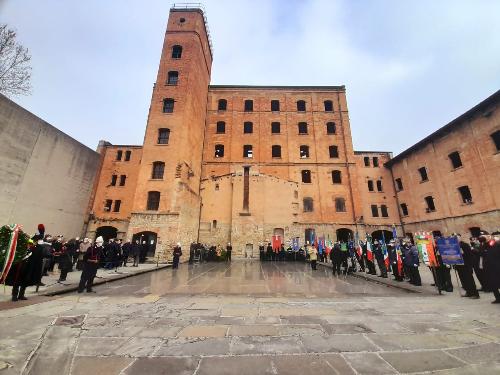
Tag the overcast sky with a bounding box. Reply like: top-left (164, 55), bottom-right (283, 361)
top-left (1, 0), bottom-right (499, 154)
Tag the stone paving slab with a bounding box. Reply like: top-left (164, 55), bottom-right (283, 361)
top-left (446, 342), bottom-right (500, 364)
top-left (231, 336), bottom-right (305, 355)
top-left (72, 357), bottom-right (134, 375)
top-left (155, 337), bottom-right (232, 356)
top-left (343, 352), bottom-right (397, 374)
top-left (196, 356), bottom-right (275, 375)
top-left (301, 334), bottom-right (379, 353)
top-left (272, 354), bottom-right (356, 374)
top-left (124, 357), bottom-right (200, 375)
top-left (177, 325), bottom-right (229, 337)
top-left (380, 350), bottom-right (463, 373)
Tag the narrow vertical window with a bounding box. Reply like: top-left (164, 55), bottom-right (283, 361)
top-left (363, 156), bottom-right (370, 166)
top-left (158, 128), bottom-right (170, 144)
top-left (298, 122), bottom-right (308, 134)
top-left (216, 121), bottom-right (225, 134)
top-left (104, 199), bottom-right (112, 211)
top-left (171, 45), bottom-right (182, 58)
top-left (244, 100), bottom-right (253, 112)
top-left (367, 180), bottom-right (374, 191)
top-left (243, 166), bottom-right (250, 211)
top-left (116, 150), bottom-right (123, 161)
top-left (272, 145), bottom-right (281, 158)
top-left (297, 100), bottom-right (306, 112)
top-left (324, 100), bottom-right (333, 112)
top-left (329, 145), bottom-right (339, 158)
top-left (271, 122), bottom-right (280, 134)
top-left (147, 191), bottom-right (160, 211)
top-left (167, 71), bottom-right (178, 85)
top-left (376, 180), bottom-right (383, 192)
top-left (243, 145), bottom-right (253, 158)
top-left (119, 175), bottom-right (126, 186)
top-left (125, 150), bottom-right (131, 161)
top-left (271, 100), bottom-right (280, 112)
top-left (111, 174), bottom-right (117, 186)
top-left (381, 204), bottom-right (388, 217)
top-left (425, 196), bottom-right (436, 211)
top-left (218, 99), bottom-right (227, 111)
top-left (214, 144), bottom-right (224, 158)
top-left (326, 122), bottom-right (336, 134)
top-left (303, 197), bottom-right (313, 212)
top-left (491, 130), bottom-right (500, 151)
top-left (152, 161), bottom-right (165, 179)
top-left (418, 167), bottom-right (429, 182)
top-left (163, 98), bottom-right (174, 113)
top-left (395, 178), bottom-right (403, 191)
top-left (371, 205), bottom-right (379, 217)
top-left (331, 170), bottom-right (342, 184)
top-left (243, 121), bottom-right (253, 134)
top-left (448, 151), bottom-right (462, 169)
top-left (301, 170), bottom-right (311, 183)
top-left (113, 200), bottom-right (121, 212)
top-left (458, 186), bottom-right (472, 203)
top-left (400, 203), bottom-right (408, 216)
top-left (335, 198), bottom-right (346, 212)
top-left (372, 157), bottom-right (379, 167)
top-left (300, 145), bottom-right (309, 158)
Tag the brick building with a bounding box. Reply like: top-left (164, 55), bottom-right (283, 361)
top-left (85, 6), bottom-right (500, 260)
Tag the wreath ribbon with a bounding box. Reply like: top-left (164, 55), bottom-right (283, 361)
top-left (0, 224), bottom-right (21, 284)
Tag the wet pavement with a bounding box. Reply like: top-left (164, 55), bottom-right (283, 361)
top-left (1, 260), bottom-right (499, 374)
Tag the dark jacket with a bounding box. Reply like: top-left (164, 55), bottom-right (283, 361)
top-left (484, 240), bottom-right (500, 289)
top-left (5, 244), bottom-right (44, 287)
top-left (173, 246), bottom-right (182, 259)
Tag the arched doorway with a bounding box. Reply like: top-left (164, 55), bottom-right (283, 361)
top-left (132, 231), bottom-right (157, 262)
top-left (336, 228), bottom-right (353, 242)
top-left (95, 226), bottom-right (117, 242)
top-left (371, 230), bottom-right (393, 243)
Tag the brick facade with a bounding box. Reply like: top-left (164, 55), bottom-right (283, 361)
top-left (86, 6), bottom-right (500, 260)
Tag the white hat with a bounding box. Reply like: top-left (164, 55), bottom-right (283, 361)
top-left (96, 236), bottom-right (104, 243)
top-left (177, 242), bottom-right (181, 246)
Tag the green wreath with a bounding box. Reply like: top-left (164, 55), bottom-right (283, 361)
top-left (0, 225), bottom-right (30, 266)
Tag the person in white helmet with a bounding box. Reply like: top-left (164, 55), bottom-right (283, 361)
top-left (78, 236), bottom-right (104, 293)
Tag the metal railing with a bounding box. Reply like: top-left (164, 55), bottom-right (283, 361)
top-left (171, 3), bottom-right (214, 56)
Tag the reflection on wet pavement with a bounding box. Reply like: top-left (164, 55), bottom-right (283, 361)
top-left (96, 261), bottom-right (407, 297)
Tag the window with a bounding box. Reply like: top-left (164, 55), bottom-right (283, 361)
top-left (492, 130), bottom-right (500, 151)
top-left (218, 99), bottom-right (227, 111)
top-left (331, 170), bottom-right (342, 184)
top-left (147, 191), bottom-right (160, 211)
top-left (243, 121), bottom-right (253, 134)
top-left (271, 100), bottom-right (280, 112)
top-left (243, 145), bottom-right (253, 158)
top-left (272, 145), bottom-right (281, 158)
top-left (300, 145), bottom-right (309, 158)
top-left (326, 122), bottom-right (336, 134)
top-left (244, 99), bottom-right (253, 112)
top-left (363, 157), bottom-right (369, 167)
top-left (367, 180), bottom-right (374, 191)
top-left (171, 45), bottom-right (182, 58)
top-left (376, 180), bottom-right (383, 192)
top-left (215, 184), bottom-right (219, 191)
top-left (329, 145), bottom-right (339, 158)
top-left (116, 150), bottom-right (123, 161)
top-left (294, 190), bottom-right (298, 199)
top-left (214, 144), bottom-right (224, 158)
top-left (111, 174), bottom-right (117, 186)
top-left (418, 167), bottom-right (428, 182)
top-left (271, 122), bottom-right (280, 134)
top-left (163, 98), bottom-right (174, 113)
top-left (400, 203), bottom-right (408, 216)
top-left (158, 128), bottom-right (170, 144)
top-left (119, 175), bottom-right (126, 186)
top-left (335, 197), bottom-right (346, 212)
top-left (104, 199), bottom-right (112, 211)
top-left (458, 185), bottom-right (473, 203)
top-left (381, 204), bottom-right (388, 217)
top-left (167, 71), bottom-right (178, 85)
top-left (125, 150), bottom-right (131, 161)
top-left (373, 157), bottom-right (379, 167)
top-left (212, 220), bottom-right (217, 229)
top-left (113, 200), bottom-right (121, 213)
top-left (301, 170), bottom-right (311, 183)
top-left (216, 121), bottom-right (225, 134)
top-left (151, 161), bottom-right (165, 179)
top-left (448, 151), bottom-right (462, 169)
top-left (298, 122), bottom-right (308, 134)
top-left (425, 196), bottom-right (436, 212)
top-left (303, 197), bottom-right (313, 212)
top-left (324, 100), bottom-right (333, 112)
top-left (297, 100), bottom-right (306, 112)
top-left (305, 228), bottom-right (314, 243)
top-left (395, 178), bottom-right (403, 191)
top-left (371, 205), bottom-right (379, 217)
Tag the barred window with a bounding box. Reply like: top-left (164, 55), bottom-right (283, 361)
top-left (147, 191), bottom-right (160, 211)
top-left (171, 45), bottom-right (182, 58)
top-left (335, 197), bottom-right (346, 212)
top-left (158, 128), bottom-right (170, 144)
top-left (163, 98), bottom-right (174, 113)
top-left (151, 161), bottom-right (165, 179)
top-left (303, 197), bottom-right (313, 212)
top-left (167, 71), bottom-right (178, 85)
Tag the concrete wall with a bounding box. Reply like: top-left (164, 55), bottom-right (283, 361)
top-left (0, 94), bottom-right (100, 237)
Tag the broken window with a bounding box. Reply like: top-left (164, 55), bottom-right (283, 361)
top-left (243, 145), bottom-right (253, 158)
top-left (214, 144), bottom-right (224, 158)
top-left (300, 145), bottom-right (309, 158)
top-left (419, 167), bottom-right (429, 182)
top-left (301, 170), bottom-right (311, 183)
top-left (104, 199), bottom-right (112, 211)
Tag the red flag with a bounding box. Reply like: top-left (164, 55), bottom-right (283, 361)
top-left (366, 241), bottom-right (374, 261)
top-left (396, 250), bottom-right (403, 275)
top-left (272, 235), bottom-right (281, 252)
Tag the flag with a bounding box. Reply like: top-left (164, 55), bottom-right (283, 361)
top-left (292, 237), bottom-right (299, 251)
top-left (309, 229), bottom-right (315, 247)
top-left (366, 235), bottom-right (374, 261)
top-left (381, 230), bottom-right (390, 269)
top-left (392, 226), bottom-right (403, 275)
top-left (354, 232), bottom-right (362, 258)
top-left (318, 236), bottom-right (325, 254)
top-left (272, 235), bottom-right (281, 252)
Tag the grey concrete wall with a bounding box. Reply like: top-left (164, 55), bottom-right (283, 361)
top-left (0, 94), bottom-right (100, 237)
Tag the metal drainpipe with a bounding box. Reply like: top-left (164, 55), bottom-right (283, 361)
top-left (388, 161), bottom-right (406, 236)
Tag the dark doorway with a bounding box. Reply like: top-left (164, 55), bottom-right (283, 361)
top-left (432, 230), bottom-right (442, 238)
top-left (336, 228), bottom-right (353, 242)
top-left (371, 230), bottom-right (393, 243)
top-left (132, 231), bottom-right (158, 261)
top-left (305, 228), bottom-right (315, 245)
top-left (95, 226), bottom-right (118, 242)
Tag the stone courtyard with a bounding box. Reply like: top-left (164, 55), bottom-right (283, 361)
top-left (1, 261), bottom-right (499, 374)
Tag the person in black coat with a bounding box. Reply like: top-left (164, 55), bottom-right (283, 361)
top-left (130, 240), bottom-right (140, 267)
top-left (172, 243), bottom-right (182, 269)
top-left (482, 235), bottom-right (500, 303)
top-left (226, 242), bottom-right (232, 262)
top-left (331, 242), bottom-right (342, 275)
top-left (6, 236), bottom-right (45, 301)
top-left (57, 240), bottom-right (73, 282)
top-left (388, 240), bottom-right (403, 281)
top-left (373, 241), bottom-right (388, 278)
top-left (402, 242), bottom-right (421, 286)
top-left (266, 243), bottom-right (273, 261)
top-left (259, 243), bottom-right (265, 261)
top-left (455, 234), bottom-right (479, 298)
top-left (78, 237), bottom-right (104, 293)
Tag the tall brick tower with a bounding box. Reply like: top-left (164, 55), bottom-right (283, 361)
top-left (128, 6), bottom-right (213, 259)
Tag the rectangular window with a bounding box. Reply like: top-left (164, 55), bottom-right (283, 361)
top-left (244, 100), bottom-right (253, 112)
top-left (448, 151), bottom-right (462, 169)
top-left (272, 145), bottom-right (281, 158)
top-left (400, 203), bottom-right (408, 216)
top-left (301, 170), bottom-right (311, 183)
top-left (119, 175), bottom-right (126, 186)
top-left (167, 71), bottom-right (178, 85)
top-left (125, 150), bottom-right (131, 161)
top-left (303, 198), bottom-right (313, 212)
top-left (381, 204), bottom-right (388, 217)
top-left (271, 100), bottom-right (280, 112)
top-left (113, 200), bottom-right (121, 212)
top-left (243, 145), bottom-right (253, 158)
top-left (116, 150), bottom-right (123, 161)
top-left (329, 145), bottom-right (339, 158)
top-left (363, 156), bottom-right (370, 167)
top-left (491, 130), bottom-right (500, 151)
top-left (163, 98), bottom-right (174, 113)
top-left (425, 196), bottom-right (436, 212)
top-left (458, 185), bottom-right (473, 203)
top-left (243, 122), bottom-right (253, 134)
top-left (215, 144), bottom-right (224, 158)
top-left (147, 191), bottom-right (160, 211)
top-left (298, 122), bottom-right (308, 134)
top-left (243, 167), bottom-right (250, 211)
top-left (335, 198), bottom-right (346, 212)
top-left (373, 157), bottom-right (379, 167)
top-left (371, 205), bottom-right (379, 217)
top-left (216, 121), bottom-right (225, 134)
top-left (104, 199), bottom-right (112, 211)
top-left (300, 145), bottom-right (309, 158)
top-left (271, 122), bottom-right (280, 134)
top-left (376, 180), bottom-right (383, 192)
top-left (158, 128), bottom-right (170, 144)
top-left (367, 180), bottom-right (374, 191)
top-left (111, 174), bottom-right (117, 186)
top-left (326, 122), bottom-right (336, 134)
top-left (395, 178), bottom-right (403, 191)
top-left (418, 167), bottom-right (428, 182)
top-left (297, 100), bottom-right (306, 112)
top-left (218, 99), bottom-right (227, 111)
